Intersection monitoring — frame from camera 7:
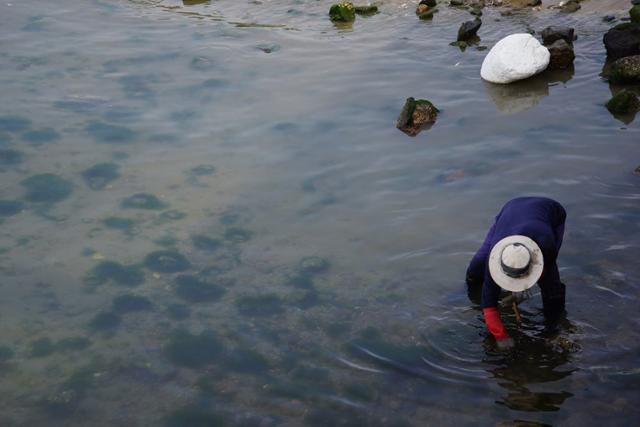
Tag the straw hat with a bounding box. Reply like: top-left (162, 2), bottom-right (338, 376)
top-left (488, 235), bottom-right (544, 292)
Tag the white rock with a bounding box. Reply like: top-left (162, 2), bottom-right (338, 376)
top-left (480, 33), bottom-right (550, 84)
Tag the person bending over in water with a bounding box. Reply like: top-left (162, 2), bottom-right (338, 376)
top-left (466, 197), bottom-right (567, 350)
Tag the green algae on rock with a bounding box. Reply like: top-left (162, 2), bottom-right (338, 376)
top-left (144, 250), bottom-right (190, 273)
top-left (21, 173), bottom-right (73, 203)
top-left (396, 97), bottom-right (439, 136)
top-left (81, 162), bottom-right (120, 190)
top-left (121, 193), bottom-right (167, 210)
top-left (174, 274), bottom-right (226, 302)
top-left (329, 2), bottom-right (356, 22)
top-left (164, 329), bottom-right (224, 368)
top-left (610, 55), bottom-right (640, 84)
top-left (631, 5), bottom-right (640, 23)
top-left (606, 90), bottom-right (640, 114)
top-left (236, 293), bottom-right (285, 317)
top-left (85, 261), bottom-right (145, 286)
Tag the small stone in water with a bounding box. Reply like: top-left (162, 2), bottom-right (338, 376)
top-left (85, 261), bottom-right (145, 287)
top-left (236, 294), bottom-right (285, 317)
top-left (29, 337), bottom-right (56, 358)
top-left (173, 274), bottom-right (226, 302)
top-left (329, 2), bottom-right (356, 22)
top-left (609, 55), bottom-right (640, 84)
top-left (396, 97), bottom-right (439, 136)
top-left (224, 227), bottom-right (253, 243)
top-left (457, 19), bottom-right (482, 41)
top-left (0, 115), bottom-right (31, 132)
top-left (192, 235), bottom-right (222, 252)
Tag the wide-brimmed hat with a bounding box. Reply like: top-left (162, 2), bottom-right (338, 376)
top-left (488, 235), bottom-right (544, 292)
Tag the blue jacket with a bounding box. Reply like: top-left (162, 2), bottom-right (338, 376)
top-left (466, 197), bottom-right (566, 315)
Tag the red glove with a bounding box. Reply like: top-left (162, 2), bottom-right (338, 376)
top-left (483, 307), bottom-right (509, 341)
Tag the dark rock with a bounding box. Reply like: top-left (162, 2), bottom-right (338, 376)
top-left (541, 26), bottom-right (575, 45)
top-left (603, 15), bottom-right (616, 23)
top-left (561, 0), bottom-right (580, 13)
top-left (631, 5), bottom-right (640, 23)
top-left (30, 338), bottom-right (56, 357)
top-left (0, 115), bottom-right (31, 133)
top-left (457, 18), bottom-right (482, 41)
top-left (606, 89), bottom-right (640, 114)
top-left (610, 55), bottom-right (640, 83)
top-left (635, 165), bottom-right (640, 175)
top-left (633, 0), bottom-right (640, 6)
top-left (547, 39), bottom-right (576, 69)
top-left (603, 23), bottom-right (640, 60)
top-left (191, 235), bottom-right (222, 252)
top-left (88, 311), bottom-right (121, 332)
top-left (470, 7), bottom-right (482, 16)
top-left (420, 0), bottom-right (438, 6)
top-left (224, 227), bottom-right (253, 243)
top-left (396, 97), bottom-right (439, 136)
top-left (86, 121), bottom-right (135, 144)
top-left (236, 294), bottom-right (285, 317)
top-left (102, 217), bottom-right (135, 232)
top-left (354, 5), bottom-right (378, 15)
top-left (450, 0), bottom-right (465, 5)
top-left (417, 6), bottom-right (438, 19)
top-left (329, 2), bottom-right (356, 22)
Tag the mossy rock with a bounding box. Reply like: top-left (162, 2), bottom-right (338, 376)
top-left (81, 162), bottom-right (120, 190)
top-left (21, 173), bottom-right (73, 203)
top-left (174, 274), bottom-right (226, 302)
top-left (0, 346), bottom-right (14, 364)
top-left (192, 235), bottom-right (222, 252)
top-left (22, 128), bottom-right (60, 144)
top-left (0, 200), bottom-right (25, 217)
top-left (85, 261), bottom-right (145, 287)
top-left (88, 311), bottom-right (121, 332)
top-left (396, 97), bottom-right (439, 136)
top-left (354, 5), bottom-right (378, 16)
top-left (236, 294), bottom-right (285, 317)
top-left (121, 193), bottom-right (167, 210)
top-left (330, 2), bottom-right (356, 22)
top-left (606, 89), bottom-right (640, 114)
top-left (144, 250), bottom-right (190, 273)
top-left (631, 5), bottom-right (640, 23)
top-left (112, 294), bottom-right (153, 313)
top-left (610, 55), bottom-right (640, 84)
top-left (0, 115), bottom-right (31, 132)
top-left (164, 330), bottom-right (224, 368)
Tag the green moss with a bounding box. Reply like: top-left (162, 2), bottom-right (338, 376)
top-left (163, 405), bottom-right (228, 427)
top-left (223, 348), bottom-right (270, 374)
top-left (224, 227), bottom-right (253, 243)
top-left (102, 216), bottom-right (135, 231)
top-left (174, 274), bottom-right (226, 302)
top-left (189, 164), bottom-right (216, 176)
top-left (88, 311), bottom-right (121, 332)
top-left (144, 250), bottom-right (190, 273)
top-left (631, 5), bottom-right (640, 23)
top-left (121, 193), bottom-right (167, 210)
top-left (236, 294), bottom-right (285, 317)
top-left (166, 303), bottom-right (191, 320)
top-left (160, 210), bottom-right (186, 220)
top-left (85, 261), bottom-right (145, 287)
top-left (56, 337), bottom-right (92, 352)
top-left (81, 162), bottom-right (120, 190)
top-left (192, 235), bottom-right (222, 252)
top-left (0, 200), bottom-right (25, 217)
top-left (21, 173), bottom-right (73, 203)
top-left (329, 2), bottom-right (356, 22)
top-left (606, 90), bottom-right (640, 114)
top-left (164, 330), bottom-right (224, 368)
top-left (29, 337), bottom-right (56, 357)
top-left (86, 121), bottom-right (135, 144)
top-left (112, 294), bottom-right (153, 313)
top-left (22, 128), bottom-right (60, 144)
top-left (0, 115), bottom-right (31, 132)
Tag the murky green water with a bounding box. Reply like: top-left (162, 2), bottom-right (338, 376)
top-left (1, 1), bottom-right (639, 426)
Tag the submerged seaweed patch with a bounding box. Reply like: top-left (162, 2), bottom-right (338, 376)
top-left (88, 311), bottom-right (121, 332)
top-left (29, 337), bottom-right (56, 358)
top-left (0, 148), bottom-right (24, 166)
top-left (102, 216), bottom-right (135, 232)
top-left (21, 174), bottom-right (73, 203)
top-left (174, 274), bottom-right (226, 302)
top-left (165, 303), bottom-right (191, 320)
top-left (86, 121), bottom-right (135, 144)
top-left (0, 115), bottom-right (31, 132)
top-left (85, 261), bottom-right (145, 287)
top-left (298, 256), bottom-right (330, 275)
top-left (164, 330), bottom-right (223, 368)
top-left (22, 128), bottom-right (60, 144)
top-left (112, 294), bottom-right (153, 313)
top-left (192, 235), bottom-right (221, 252)
top-left (0, 200), bottom-right (25, 217)
top-left (121, 193), bottom-right (167, 210)
top-left (223, 348), bottom-right (269, 374)
top-left (236, 294), bottom-right (284, 317)
top-left (81, 162), bottom-right (120, 190)
top-left (145, 250), bottom-right (190, 273)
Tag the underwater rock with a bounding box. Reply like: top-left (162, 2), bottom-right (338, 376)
top-left (223, 348), bottom-right (270, 374)
top-left (102, 217), bottom-right (135, 232)
top-left (329, 2), bottom-right (356, 22)
top-left (112, 294), bottom-right (153, 313)
top-left (173, 274), bottom-right (226, 302)
top-left (603, 23), bottom-right (640, 60)
top-left (121, 193), bottom-right (167, 210)
top-left (166, 303), bottom-right (191, 320)
top-left (0, 148), bottom-right (24, 166)
top-left (22, 128), bottom-right (60, 144)
top-left (354, 5), bottom-right (378, 16)
top-left (164, 330), bottom-right (223, 368)
top-left (610, 55), bottom-right (640, 84)
top-left (85, 261), bottom-right (145, 287)
top-left (396, 97), bottom-right (439, 136)
top-left (481, 34), bottom-right (550, 84)
top-left (0, 200), bottom-right (25, 217)
top-left (21, 173), bottom-right (73, 203)
top-left (457, 19), bottom-right (481, 41)
top-left (236, 294), bottom-right (285, 317)
top-left (546, 39), bottom-right (575, 70)
top-left (81, 162), bottom-right (120, 190)
top-left (606, 89), bottom-right (640, 114)
top-left (88, 311), bottom-right (121, 332)
top-left (0, 115), bottom-right (31, 132)
top-left (144, 250), bottom-right (190, 273)
top-left (192, 235), bottom-right (222, 252)
top-left (86, 121), bottom-right (135, 144)
top-left (540, 26), bottom-right (574, 45)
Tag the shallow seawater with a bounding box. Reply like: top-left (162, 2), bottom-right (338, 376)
top-left (0, 0), bottom-right (639, 426)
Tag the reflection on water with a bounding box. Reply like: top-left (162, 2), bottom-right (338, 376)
top-left (0, 0), bottom-right (639, 425)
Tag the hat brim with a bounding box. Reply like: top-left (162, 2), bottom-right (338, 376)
top-left (488, 235), bottom-right (544, 292)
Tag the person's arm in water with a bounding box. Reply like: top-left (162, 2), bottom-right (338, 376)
top-left (481, 270), bottom-right (513, 348)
